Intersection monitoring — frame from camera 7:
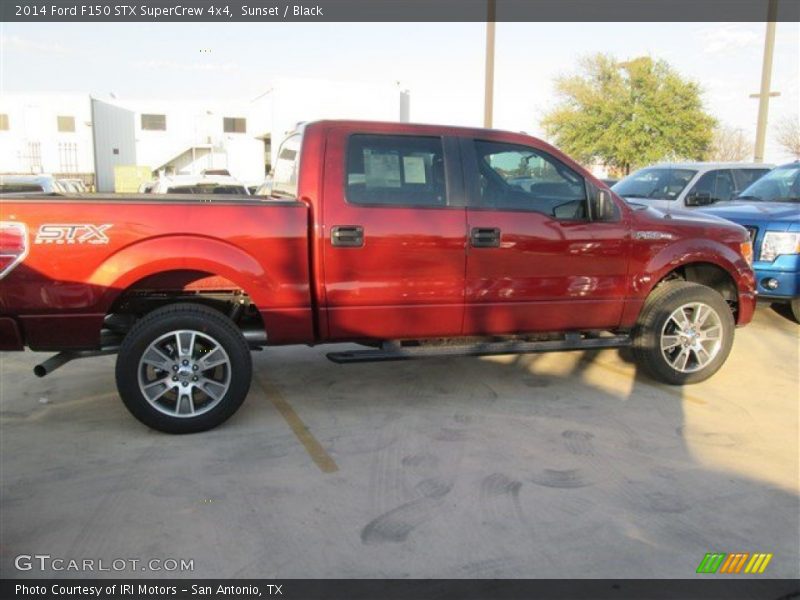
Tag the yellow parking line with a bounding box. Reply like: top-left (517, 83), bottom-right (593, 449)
top-left (255, 377), bottom-right (338, 474)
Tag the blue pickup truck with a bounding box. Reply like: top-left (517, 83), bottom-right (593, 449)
top-left (699, 162), bottom-right (800, 322)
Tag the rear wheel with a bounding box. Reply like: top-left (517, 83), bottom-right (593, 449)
top-left (633, 281), bottom-right (735, 385)
top-left (115, 303), bottom-right (252, 433)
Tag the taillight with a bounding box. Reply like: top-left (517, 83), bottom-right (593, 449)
top-left (0, 221), bottom-right (28, 279)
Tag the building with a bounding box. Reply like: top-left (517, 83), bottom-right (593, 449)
top-left (0, 92), bottom-right (95, 186)
top-left (0, 80), bottom-right (411, 192)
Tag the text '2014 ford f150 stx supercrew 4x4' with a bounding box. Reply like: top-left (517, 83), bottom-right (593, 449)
top-left (0, 121), bottom-right (756, 433)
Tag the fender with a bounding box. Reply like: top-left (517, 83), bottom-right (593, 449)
top-left (619, 237), bottom-right (756, 328)
top-left (636, 238), bottom-right (753, 299)
top-left (89, 235), bottom-right (278, 311)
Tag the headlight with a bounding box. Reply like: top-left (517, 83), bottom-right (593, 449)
top-left (761, 232), bottom-right (800, 262)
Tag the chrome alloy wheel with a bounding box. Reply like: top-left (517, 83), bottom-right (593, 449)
top-left (137, 330), bottom-right (231, 418)
top-left (660, 302), bottom-right (723, 373)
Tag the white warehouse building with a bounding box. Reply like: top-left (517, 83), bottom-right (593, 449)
top-left (0, 92), bottom-right (95, 181)
top-left (0, 80), bottom-right (411, 192)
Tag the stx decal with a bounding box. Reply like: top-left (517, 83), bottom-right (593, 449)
top-left (35, 224), bottom-right (112, 245)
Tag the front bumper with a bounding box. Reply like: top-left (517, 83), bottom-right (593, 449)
top-left (753, 256), bottom-right (800, 301)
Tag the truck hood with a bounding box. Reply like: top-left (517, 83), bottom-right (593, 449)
top-left (629, 203), bottom-right (749, 240)
top-left (633, 203), bottom-right (738, 227)
top-left (697, 201), bottom-right (800, 232)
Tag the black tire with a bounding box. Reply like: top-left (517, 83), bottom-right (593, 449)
top-left (791, 298), bottom-right (800, 324)
top-left (115, 303), bottom-right (252, 433)
top-left (633, 281), bottom-right (735, 385)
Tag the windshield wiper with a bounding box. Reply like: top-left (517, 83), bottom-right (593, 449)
top-left (734, 195), bottom-right (762, 201)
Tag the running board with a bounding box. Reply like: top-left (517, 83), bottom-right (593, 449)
top-left (326, 333), bottom-right (631, 364)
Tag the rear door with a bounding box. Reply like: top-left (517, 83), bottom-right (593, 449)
top-left (461, 137), bottom-right (630, 335)
top-left (322, 127), bottom-right (467, 340)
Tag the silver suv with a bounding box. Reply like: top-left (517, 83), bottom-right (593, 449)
top-left (612, 162), bottom-right (773, 210)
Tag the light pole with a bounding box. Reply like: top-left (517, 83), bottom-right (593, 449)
top-left (483, 0), bottom-right (496, 128)
top-left (751, 0), bottom-right (780, 163)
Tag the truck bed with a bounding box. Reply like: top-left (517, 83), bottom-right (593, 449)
top-left (0, 195), bottom-right (314, 350)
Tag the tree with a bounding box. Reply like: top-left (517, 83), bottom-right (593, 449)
top-left (541, 54), bottom-right (716, 174)
top-left (774, 115), bottom-right (800, 159)
top-left (707, 125), bottom-right (752, 162)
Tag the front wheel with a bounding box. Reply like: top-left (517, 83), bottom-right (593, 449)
top-left (790, 298), bottom-right (800, 324)
top-left (115, 303), bottom-right (252, 433)
top-left (633, 281), bottom-right (735, 385)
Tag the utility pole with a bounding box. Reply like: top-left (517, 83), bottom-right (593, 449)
top-left (483, 0), bottom-right (496, 128)
top-left (751, 0), bottom-right (780, 163)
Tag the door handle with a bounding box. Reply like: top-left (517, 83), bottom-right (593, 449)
top-left (470, 227), bottom-right (501, 248)
top-left (331, 225), bottom-right (364, 247)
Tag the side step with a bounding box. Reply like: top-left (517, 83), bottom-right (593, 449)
top-left (326, 333), bottom-right (631, 364)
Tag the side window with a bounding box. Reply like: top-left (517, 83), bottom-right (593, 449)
top-left (733, 169), bottom-right (769, 191)
top-left (689, 170), bottom-right (735, 202)
top-left (272, 133), bottom-right (301, 198)
top-left (346, 135), bottom-right (446, 207)
top-left (472, 140), bottom-right (587, 219)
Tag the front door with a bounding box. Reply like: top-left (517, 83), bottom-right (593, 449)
top-left (322, 128), bottom-right (467, 341)
top-left (461, 138), bottom-right (630, 335)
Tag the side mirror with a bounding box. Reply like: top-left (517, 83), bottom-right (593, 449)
top-left (686, 191), bottom-right (714, 206)
top-left (590, 188), bottom-right (615, 221)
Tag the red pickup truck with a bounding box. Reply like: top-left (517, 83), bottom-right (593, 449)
top-left (0, 121), bottom-right (755, 433)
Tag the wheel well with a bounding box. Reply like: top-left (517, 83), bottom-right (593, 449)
top-left (657, 262), bottom-right (739, 311)
top-left (104, 270), bottom-right (266, 343)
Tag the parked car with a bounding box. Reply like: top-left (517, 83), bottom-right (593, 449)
top-left (0, 120), bottom-right (756, 433)
top-left (149, 175), bottom-right (249, 195)
top-left (0, 174), bottom-right (68, 195)
top-left (612, 162), bottom-right (772, 210)
top-left (699, 161), bottom-right (800, 322)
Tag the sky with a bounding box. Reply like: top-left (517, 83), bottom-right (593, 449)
top-left (1, 20), bottom-right (798, 163)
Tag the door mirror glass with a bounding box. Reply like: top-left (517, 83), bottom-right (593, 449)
top-left (685, 191), bottom-right (714, 206)
top-left (590, 187), bottom-right (615, 221)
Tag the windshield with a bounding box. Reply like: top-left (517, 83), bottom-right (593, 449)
top-left (736, 164), bottom-right (800, 202)
top-left (612, 168), bottom-right (697, 201)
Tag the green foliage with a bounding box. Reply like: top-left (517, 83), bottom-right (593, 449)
top-left (541, 55), bottom-right (716, 174)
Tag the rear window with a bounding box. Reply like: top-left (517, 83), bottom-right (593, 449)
top-left (272, 134), bottom-right (301, 199)
top-left (165, 185), bottom-right (247, 194)
top-left (346, 134), bottom-right (446, 207)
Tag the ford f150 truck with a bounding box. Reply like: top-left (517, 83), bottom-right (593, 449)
top-left (0, 121), bottom-right (756, 433)
top-left (698, 161), bottom-right (800, 322)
